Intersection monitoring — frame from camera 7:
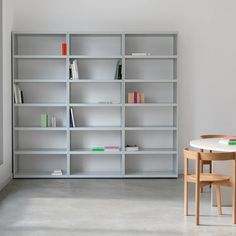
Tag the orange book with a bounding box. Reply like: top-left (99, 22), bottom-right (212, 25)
top-left (128, 93), bottom-right (133, 103)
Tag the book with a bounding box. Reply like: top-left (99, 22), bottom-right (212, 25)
top-left (104, 146), bottom-right (120, 152)
top-left (61, 42), bottom-right (67, 56)
top-left (51, 116), bottom-right (57, 128)
top-left (219, 140), bottom-right (236, 145)
top-left (92, 147), bottom-right (105, 152)
top-left (125, 145), bottom-right (139, 151)
top-left (71, 60), bottom-right (79, 80)
top-left (114, 60), bottom-right (122, 80)
top-left (51, 169), bottom-right (63, 176)
top-left (140, 93), bottom-right (145, 103)
top-left (70, 108), bottom-right (76, 128)
top-left (40, 114), bottom-right (48, 128)
top-left (134, 91), bottom-right (138, 103)
top-left (223, 137), bottom-right (236, 141)
top-left (20, 90), bottom-right (24, 103)
top-left (13, 84), bottom-right (18, 104)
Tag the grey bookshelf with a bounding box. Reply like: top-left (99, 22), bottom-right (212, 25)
top-left (12, 31), bottom-right (178, 178)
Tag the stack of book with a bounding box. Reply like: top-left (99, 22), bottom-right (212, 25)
top-left (69, 60), bottom-right (79, 80)
top-left (125, 145), bottom-right (139, 151)
top-left (128, 92), bottom-right (144, 103)
top-left (51, 169), bottom-right (63, 176)
top-left (13, 84), bottom-right (24, 104)
top-left (91, 146), bottom-right (120, 152)
top-left (70, 108), bottom-right (76, 128)
top-left (219, 137), bottom-right (236, 145)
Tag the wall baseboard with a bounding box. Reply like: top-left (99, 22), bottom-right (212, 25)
top-left (0, 175), bottom-right (12, 191)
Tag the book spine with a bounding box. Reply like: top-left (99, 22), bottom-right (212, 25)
top-left (134, 91), bottom-right (137, 104)
top-left (13, 84), bottom-right (18, 104)
top-left (73, 60), bottom-right (79, 79)
top-left (137, 92), bottom-right (140, 103)
top-left (118, 64), bottom-right (122, 80)
top-left (51, 116), bottom-right (57, 128)
top-left (128, 93), bottom-right (132, 103)
top-left (17, 86), bottom-right (22, 104)
top-left (20, 90), bottom-right (24, 104)
top-left (40, 114), bottom-right (48, 128)
top-left (62, 42), bottom-right (67, 56)
top-left (141, 93), bottom-right (145, 103)
top-left (70, 108), bottom-right (76, 127)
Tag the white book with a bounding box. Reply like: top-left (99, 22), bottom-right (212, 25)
top-left (17, 86), bottom-right (22, 104)
top-left (51, 169), bottom-right (63, 176)
top-left (13, 84), bottom-right (18, 104)
top-left (125, 146), bottom-right (139, 151)
top-left (72, 60), bottom-right (79, 79)
top-left (70, 108), bottom-right (76, 127)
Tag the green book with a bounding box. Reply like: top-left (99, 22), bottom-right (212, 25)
top-left (40, 114), bottom-right (48, 128)
top-left (92, 147), bottom-right (104, 152)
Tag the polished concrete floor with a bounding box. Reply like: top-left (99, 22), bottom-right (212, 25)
top-left (0, 178), bottom-right (235, 236)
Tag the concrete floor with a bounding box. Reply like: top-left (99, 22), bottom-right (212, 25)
top-left (0, 178), bottom-right (235, 236)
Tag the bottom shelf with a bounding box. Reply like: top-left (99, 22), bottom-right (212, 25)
top-left (125, 170), bottom-right (178, 178)
top-left (14, 170), bottom-right (67, 178)
top-left (70, 171), bottom-right (123, 178)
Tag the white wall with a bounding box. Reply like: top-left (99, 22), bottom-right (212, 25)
top-left (0, 0), bottom-right (14, 189)
top-left (9, 0), bottom-right (236, 173)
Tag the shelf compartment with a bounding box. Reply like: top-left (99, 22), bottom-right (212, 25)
top-left (14, 154), bottom-right (67, 178)
top-left (125, 154), bottom-right (177, 177)
top-left (14, 103), bottom-right (67, 107)
top-left (70, 130), bottom-right (121, 151)
top-left (15, 130), bottom-right (67, 150)
top-left (14, 59), bottom-right (66, 80)
top-left (70, 148), bottom-right (122, 155)
top-left (125, 34), bottom-right (177, 56)
top-left (70, 171), bottom-right (122, 178)
top-left (125, 83), bottom-right (175, 103)
top-left (15, 148), bottom-right (67, 155)
top-left (13, 33), bottom-right (67, 56)
top-left (125, 80), bottom-right (177, 83)
top-left (125, 106), bottom-right (176, 127)
top-left (125, 130), bottom-right (176, 149)
top-left (125, 171), bottom-right (178, 178)
top-left (70, 103), bottom-right (122, 107)
top-left (70, 127), bottom-right (122, 131)
top-left (14, 79), bottom-right (67, 83)
top-left (13, 83), bottom-right (66, 103)
top-left (70, 82), bottom-right (121, 104)
top-left (69, 59), bottom-right (121, 81)
top-left (70, 34), bottom-right (122, 56)
top-left (125, 59), bottom-right (174, 81)
top-left (70, 154), bottom-right (122, 176)
top-left (125, 148), bottom-right (177, 154)
top-left (14, 106), bottom-right (66, 128)
top-left (69, 107), bottom-right (121, 127)
top-left (69, 79), bottom-right (122, 83)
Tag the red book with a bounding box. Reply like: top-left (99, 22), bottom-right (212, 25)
top-left (134, 91), bottom-right (138, 103)
top-left (62, 42), bottom-right (67, 55)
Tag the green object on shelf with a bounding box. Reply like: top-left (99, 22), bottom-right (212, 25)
top-left (92, 147), bottom-right (105, 152)
top-left (40, 114), bottom-right (48, 128)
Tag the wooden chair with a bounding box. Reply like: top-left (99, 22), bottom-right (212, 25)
top-left (183, 148), bottom-right (236, 225)
top-left (200, 134), bottom-right (231, 192)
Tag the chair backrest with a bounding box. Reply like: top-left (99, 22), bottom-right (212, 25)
top-left (183, 148), bottom-right (235, 161)
top-left (200, 134), bottom-right (233, 139)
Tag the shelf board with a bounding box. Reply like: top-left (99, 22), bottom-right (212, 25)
top-left (125, 170), bottom-right (178, 178)
top-left (14, 79), bottom-right (67, 83)
top-left (70, 171), bottom-right (122, 178)
top-left (14, 127), bottom-right (67, 131)
top-left (125, 103), bottom-right (177, 107)
top-left (69, 55), bottom-right (122, 59)
top-left (14, 148), bottom-right (67, 155)
top-left (70, 103), bottom-right (122, 107)
top-left (14, 103), bottom-right (67, 107)
top-left (69, 79), bottom-right (122, 83)
top-left (125, 126), bottom-right (177, 131)
top-left (14, 55), bottom-right (67, 59)
top-left (14, 170), bottom-right (67, 178)
top-left (70, 126), bottom-right (122, 131)
top-left (124, 80), bottom-right (177, 83)
top-left (70, 148), bottom-right (122, 154)
top-left (125, 148), bottom-right (177, 154)
top-left (125, 55), bottom-right (177, 59)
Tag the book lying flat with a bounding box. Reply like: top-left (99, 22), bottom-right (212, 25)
top-left (219, 140), bottom-right (236, 145)
top-left (104, 146), bottom-right (120, 152)
top-left (51, 169), bottom-right (63, 176)
top-left (125, 146), bottom-right (139, 151)
top-left (92, 147), bottom-right (105, 152)
top-left (223, 137), bottom-right (236, 141)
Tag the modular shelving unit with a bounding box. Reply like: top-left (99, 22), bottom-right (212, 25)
top-left (12, 31), bottom-right (178, 178)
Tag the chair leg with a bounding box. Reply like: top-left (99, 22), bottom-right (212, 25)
top-left (209, 162), bottom-right (212, 189)
top-left (184, 180), bottom-right (188, 216)
top-left (195, 181), bottom-right (200, 225)
top-left (200, 161), bottom-right (204, 193)
top-left (215, 185), bottom-right (222, 215)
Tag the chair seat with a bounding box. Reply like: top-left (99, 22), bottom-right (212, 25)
top-left (189, 173), bottom-right (230, 183)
